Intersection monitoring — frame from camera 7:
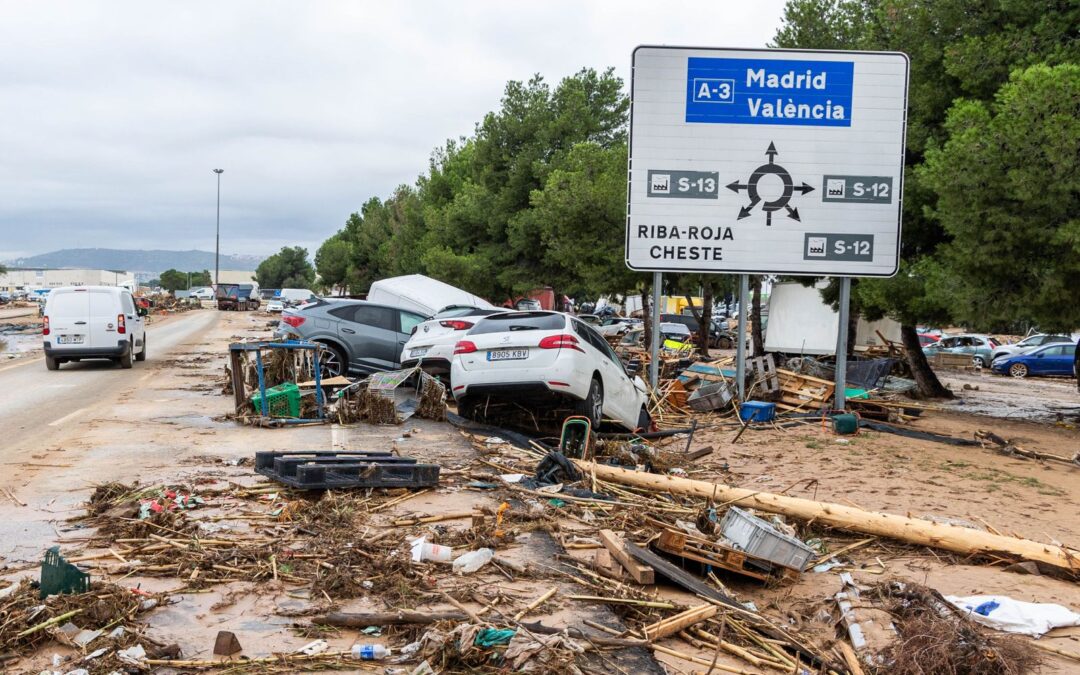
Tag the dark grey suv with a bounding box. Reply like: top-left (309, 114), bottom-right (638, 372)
top-left (276, 299), bottom-right (427, 376)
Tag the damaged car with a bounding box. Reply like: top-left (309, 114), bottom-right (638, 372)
top-left (450, 311), bottom-right (649, 430)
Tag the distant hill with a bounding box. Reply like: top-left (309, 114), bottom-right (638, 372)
top-left (5, 249), bottom-right (265, 277)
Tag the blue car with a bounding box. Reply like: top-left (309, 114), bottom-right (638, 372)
top-left (991, 342), bottom-right (1076, 378)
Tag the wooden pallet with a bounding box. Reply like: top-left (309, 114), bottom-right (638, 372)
top-left (655, 529), bottom-right (801, 583)
top-left (775, 368), bottom-right (834, 410)
top-left (750, 354), bottom-right (779, 395)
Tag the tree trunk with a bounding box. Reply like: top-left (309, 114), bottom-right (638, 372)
top-left (750, 276), bottom-right (764, 357)
top-left (901, 324), bottom-right (953, 398)
top-left (572, 460), bottom-right (1080, 575)
top-left (683, 294), bottom-right (709, 358)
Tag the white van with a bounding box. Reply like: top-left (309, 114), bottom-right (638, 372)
top-left (43, 286), bottom-right (148, 370)
top-left (279, 288), bottom-right (318, 306)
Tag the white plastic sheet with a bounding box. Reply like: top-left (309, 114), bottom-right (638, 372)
top-left (946, 594), bottom-right (1080, 637)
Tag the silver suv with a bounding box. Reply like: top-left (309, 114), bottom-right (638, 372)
top-left (276, 299), bottom-right (426, 376)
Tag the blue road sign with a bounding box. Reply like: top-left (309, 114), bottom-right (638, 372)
top-left (686, 57), bottom-right (854, 127)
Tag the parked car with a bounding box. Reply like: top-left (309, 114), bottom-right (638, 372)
top-left (265, 299), bottom-right (285, 313)
top-left (576, 314), bottom-right (602, 326)
top-left (400, 306), bottom-right (508, 381)
top-left (43, 286), bottom-right (148, 370)
top-left (660, 313), bottom-right (732, 348)
top-left (922, 333), bottom-right (999, 367)
top-left (450, 311), bottom-right (649, 430)
top-left (991, 333), bottom-right (1075, 362)
top-left (991, 343), bottom-right (1077, 378)
top-left (260, 288), bottom-right (281, 300)
top-left (514, 298), bottom-right (543, 311)
top-left (189, 287), bottom-right (215, 301)
top-left (276, 299), bottom-right (427, 376)
top-left (279, 288), bottom-right (319, 306)
top-left (917, 332), bottom-right (941, 347)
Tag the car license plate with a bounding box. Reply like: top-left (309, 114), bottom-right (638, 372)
top-left (488, 348), bottom-right (528, 361)
top-left (410, 348), bottom-right (430, 358)
top-left (57, 335), bottom-right (84, 345)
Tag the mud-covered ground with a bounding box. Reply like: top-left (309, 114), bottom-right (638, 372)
top-left (1, 308), bottom-right (1078, 674)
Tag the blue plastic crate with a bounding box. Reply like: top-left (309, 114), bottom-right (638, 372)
top-left (739, 401), bottom-right (776, 423)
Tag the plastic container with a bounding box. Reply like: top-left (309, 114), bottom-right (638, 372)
top-left (739, 401), bottom-right (776, 423)
top-left (251, 381), bottom-right (301, 418)
top-left (720, 506), bottom-right (815, 571)
top-left (411, 538), bottom-right (452, 563)
top-left (831, 413), bottom-right (860, 435)
top-left (351, 644), bottom-right (391, 660)
top-left (687, 381), bottom-right (734, 412)
top-left (452, 548), bottom-right (494, 574)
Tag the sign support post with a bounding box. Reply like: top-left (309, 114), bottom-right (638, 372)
top-left (735, 274), bottom-right (749, 401)
top-left (649, 271), bottom-right (662, 391)
top-left (834, 277), bottom-right (851, 410)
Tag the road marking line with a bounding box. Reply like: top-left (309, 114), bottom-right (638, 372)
top-left (0, 357), bottom-right (42, 374)
top-left (48, 407), bottom-right (90, 427)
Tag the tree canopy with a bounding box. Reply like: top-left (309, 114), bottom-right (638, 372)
top-left (255, 246), bottom-right (316, 289)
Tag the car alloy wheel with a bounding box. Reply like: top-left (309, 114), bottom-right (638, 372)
top-left (589, 381), bottom-right (603, 423)
top-left (972, 356), bottom-right (986, 368)
top-left (319, 346), bottom-right (344, 378)
top-left (1009, 363), bottom-right (1028, 378)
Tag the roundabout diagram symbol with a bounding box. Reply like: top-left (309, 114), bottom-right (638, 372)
top-left (727, 142), bottom-right (815, 226)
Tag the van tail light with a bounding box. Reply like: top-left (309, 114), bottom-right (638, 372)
top-left (117, 313), bottom-right (126, 335)
top-left (282, 315), bottom-right (306, 328)
top-left (43, 316), bottom-right (50, 336)
top-left (454, 340), bottom-right (477, 355)
top-left (440, 320), bottom-right (474, 331)
top-left (539, 334), bottom-right (584, 352)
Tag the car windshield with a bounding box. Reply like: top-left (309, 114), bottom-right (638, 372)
top-left (470, 312), bottom-right (564, 335)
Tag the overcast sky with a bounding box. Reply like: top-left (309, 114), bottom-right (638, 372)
top-left (0, 0), bottom-right (787, 261)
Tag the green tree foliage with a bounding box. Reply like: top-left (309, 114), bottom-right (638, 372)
top-left (158, 269), bottom-right (188, 291)
top-left (319, 68), bottom-right (631, 302)
top-left (190, 270), bottom-right (212, 287)
top-left (314, 233), bottom-right (352, 294)
top-left (255, 246), bottom-right (315, 289)
top-left (920, 64), bottom-right (1080, 332)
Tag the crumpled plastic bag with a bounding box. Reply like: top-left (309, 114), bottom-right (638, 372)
top-left (946, 594), bottom-right (1080, 637)
top-left (504, 632), bottom-right (585, 673)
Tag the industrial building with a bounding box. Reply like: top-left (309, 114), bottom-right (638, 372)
top-left (0, 267), bottom-right (136, 292)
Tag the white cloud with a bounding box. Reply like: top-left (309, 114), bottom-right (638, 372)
top-left (0, 0), bottom-right (787, 257)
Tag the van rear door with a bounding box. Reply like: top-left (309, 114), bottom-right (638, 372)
top-left (88, 289), bottom-right (121, 350)
top-left (47, 289), bottom-right (90, 349)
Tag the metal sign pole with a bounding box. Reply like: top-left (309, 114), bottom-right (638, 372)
top-left (735, 274), bottom-right (749, 401)
top-left (834, 277), bottom-right (851, 410)
top-left (649, 271), bottom-right (662, 391)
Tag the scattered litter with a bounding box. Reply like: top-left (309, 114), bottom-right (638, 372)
top-left (946, 594), bottom-right (1080, 637)
top-left (452, 548), bottom-right (493, 575)
top-left (350, 643), bottom-right (391, 660)
top-left (116, 644), bottom-right (146, 666)
top-left (411, 537), bottom-right (452, 563)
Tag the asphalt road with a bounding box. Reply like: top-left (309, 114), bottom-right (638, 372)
top-left (0, 310), bottom-right (219, 455)
top-left (0, 306), bottom-right (38, 320)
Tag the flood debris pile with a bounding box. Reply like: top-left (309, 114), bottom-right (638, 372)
top-left (0, 577), bottom-right (171, 673)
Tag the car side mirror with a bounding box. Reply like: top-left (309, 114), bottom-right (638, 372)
top-left (137, 307), bottom-right (149, 317)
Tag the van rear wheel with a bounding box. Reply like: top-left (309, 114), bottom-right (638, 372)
top-left (46, 355), bottom-right (60, 371)
top-left (135, 335), bottom-right (147, 362)
top-left (119, 343), bottom-right (133, 369)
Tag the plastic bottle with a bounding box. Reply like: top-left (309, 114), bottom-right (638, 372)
top-left (351, 643), bottom-right (391, 660)
top-left (452, 547), bottom-right (494, 574)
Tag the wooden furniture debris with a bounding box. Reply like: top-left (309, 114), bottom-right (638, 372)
top-left (749, 354), bottom-right (779, 395)
top-left (598, 530), bottom-right (655, 584)
top-left (213, 630), bottom-right (243, 656)
top-left (775, 368), bottom-right (834, 411)
top-left (643, 604), bottom-right (717, 641)
top-left (575, 460), bottom-right (1080, 576)
top-left (654, 529), bottom-right (801, 583)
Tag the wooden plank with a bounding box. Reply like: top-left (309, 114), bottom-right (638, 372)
top-left (599, 530), bottom-right (655, 585)
top-left (642, 604), bottom-right (717, 641)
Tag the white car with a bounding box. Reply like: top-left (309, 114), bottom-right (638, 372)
top-left (596, 316), bottom-right (640, 337)
top-left (450, 311), bottom-right (649, 430)
top-left (400, 306), bottom-right (507, 381)
top-left (43, 286), bottom-right (147, 370)
top-left (991, 333), bottom-right (1076, 362)
top-left (265, 299), bottom-right (285, 313)
top-left (189, 287), bottom-right (215, 300)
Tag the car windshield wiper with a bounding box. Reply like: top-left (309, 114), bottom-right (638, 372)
top-left (508, 326), bottom-right (539, 331)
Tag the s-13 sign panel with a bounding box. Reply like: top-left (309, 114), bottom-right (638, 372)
top-left (626, 46), bottom-right (909, 277)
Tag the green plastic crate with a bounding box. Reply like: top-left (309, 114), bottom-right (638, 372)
top-left (251, 381), bottom-right (301, 418)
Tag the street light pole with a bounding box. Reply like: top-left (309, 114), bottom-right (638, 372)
top-left (213, 169), bottom-right (224, 289)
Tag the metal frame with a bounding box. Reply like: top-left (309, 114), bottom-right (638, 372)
top-left (228, 340), bottom-right (326, 423)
